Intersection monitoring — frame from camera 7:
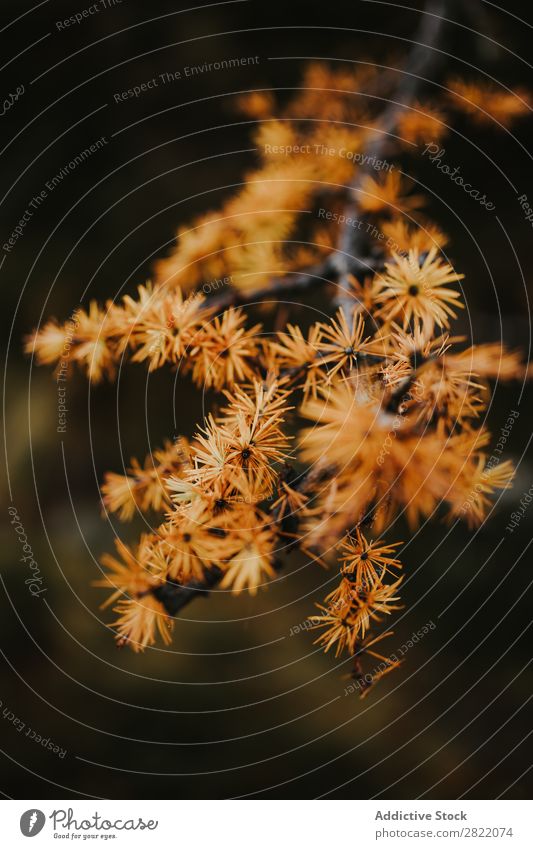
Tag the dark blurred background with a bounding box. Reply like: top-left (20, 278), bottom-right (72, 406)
top-left (1, 0), bottom-right (532, 799)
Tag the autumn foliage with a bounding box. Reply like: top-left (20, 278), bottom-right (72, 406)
top-left (26, 63), bottom-right (530, 696)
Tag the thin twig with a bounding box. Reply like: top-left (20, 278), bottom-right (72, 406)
top-left (151, 0), bottom-right (454, 618)
top-left (153, 463), bottom-right (335, 617)
top-left (152, 567), bottom-right (224, 615)
top-left (333, 0), bottom-right (454, 313)
top-left (207, 258), bottom-right (336, 313)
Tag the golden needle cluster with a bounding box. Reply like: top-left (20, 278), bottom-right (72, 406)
top-left (26, 64), bottom-right (529, 694)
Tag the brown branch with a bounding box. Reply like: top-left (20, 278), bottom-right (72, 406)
top-left (206, 259), bottom-right (336, 313)
top-left (204, 254), bottom-right (379, 315)
top-left (200, 2), bottom-right (454, 319)
top-left (153, 462), bottom-right (334, 617)
top-left (333, 0), bottom-right (455, 313)
top-left (152, 567), bottom-right (224, 615)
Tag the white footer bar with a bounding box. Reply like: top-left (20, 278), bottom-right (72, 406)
top-left (1, 799), bottom-right (531, 847)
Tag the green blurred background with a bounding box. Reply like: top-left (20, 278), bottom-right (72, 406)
top-left (1, 0), bottom-right (532, 798)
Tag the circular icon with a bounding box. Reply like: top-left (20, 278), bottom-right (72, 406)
top-left (20, 810), bottom-right (46, 837)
